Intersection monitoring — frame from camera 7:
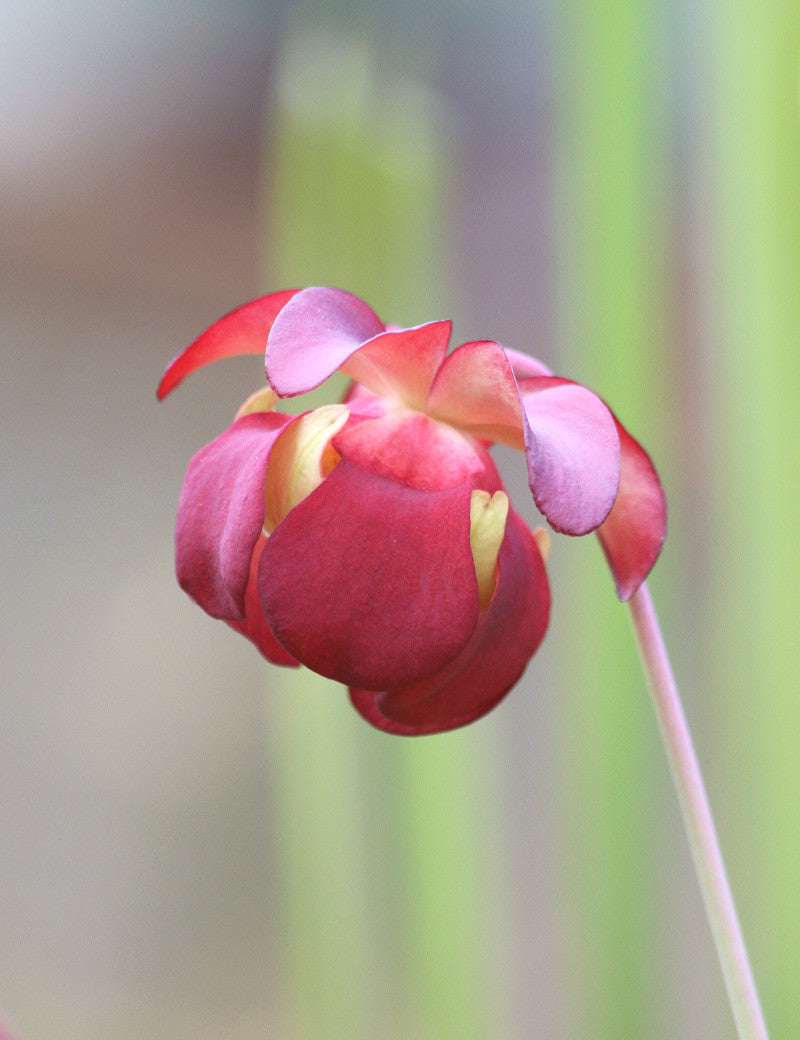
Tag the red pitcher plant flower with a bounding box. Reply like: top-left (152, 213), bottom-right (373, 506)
top-left (159, 287), bottom-right (665, 735)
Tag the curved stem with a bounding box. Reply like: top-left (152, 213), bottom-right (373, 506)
top-left (627, 582), bottom-right (769, 1040)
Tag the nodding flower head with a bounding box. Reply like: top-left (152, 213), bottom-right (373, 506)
top-left (159, 287), bottom-right (665, 735)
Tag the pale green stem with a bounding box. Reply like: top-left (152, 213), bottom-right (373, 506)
top-left (628, 583), bottom-right (769, 1040)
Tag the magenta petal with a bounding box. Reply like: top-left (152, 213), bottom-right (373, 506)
top-left (521, 377), bottom-right (620, 535)
top-left (176, 411), bottom-right (293, 622)
top-left (258, 459), bottom-right (480, 690)
top-left (265, 287), bottom-right (385, 396)
top-left (350, 507), bottom-right (550, 735)
top-left (157, 289), bottom-right (299, 399)
top-left (228, 536), bottom-right (300, 666)
top-left (597, 418), bottom-right (666, 600)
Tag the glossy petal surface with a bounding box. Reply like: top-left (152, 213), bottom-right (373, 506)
top-left (597, 418), bottom-right (666, 600)
top-left (350, 507), bottom-right (550, 735)
top-left (265, 286), bottom-right (385, 396)
top-left (259, 459), bottom-right (480, 690)
top-left (175, 411), bottom-right (292, 621)
top-left (428, 339), bottom-right (526, 448)
top-left (520, 377), bottom-right (620, 535)
top-left (157, 289), bottom-right (298, 399)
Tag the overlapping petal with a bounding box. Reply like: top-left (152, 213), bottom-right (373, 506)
top-left (227, 535), bottom-right (300, 666)
top-left (157, 289), bottom-right (299, 399)
top-left (258, 458), bottom-right (480, 691)
top-left (341, 321), bottom-right (451, 409)
top-left (265, 286), bottom-right (385, 396)
top-left (427, 339), bottom-right (526, 448)
top-left (349, 507), bottom-right (550, 735)
top-left (175, 411), bottom-right (293, 621)
top-left (597, 417), bottom-right (666, 600)
top-left (333, 410), bottom-right (485, 491)
top-left (519, 377), bottom-right (621, 536)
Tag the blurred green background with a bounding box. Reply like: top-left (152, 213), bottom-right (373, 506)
top-left (2, 1), bottom-right (799, 1038)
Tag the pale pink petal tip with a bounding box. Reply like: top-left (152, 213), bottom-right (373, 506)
top-left (265, 286), bottom-right (385, 396)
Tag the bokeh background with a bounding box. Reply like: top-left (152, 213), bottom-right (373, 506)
top-left (2, 1), bottom-right (799, 1038)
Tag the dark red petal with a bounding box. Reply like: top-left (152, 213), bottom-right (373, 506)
top-left (597, 418), bottom-right (666, 600)
top-left (157, 289), bottom-right (299, 399)
top-left (227, 535), bottom-right (300, 666)
top-left (258, 459), bottom-right (480, 690)
top-left (175, 411), bottom-right (293, 622)
top-left (265, 287), bottom-right (385, 396)
top-left (349, 507), bottom-right (550, 735)
top-left (520, 376), bottom-right (621, 536)
top-left (334, 410), bottom-right (485, 491)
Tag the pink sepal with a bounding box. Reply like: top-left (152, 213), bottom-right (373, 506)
top-left (597, 418), bottom-right (666, 600)
top-left (349, 507), bottom-right (550, 735)
top-left (258, 459), bottom-right (480, 690)
top-left (157, 289), bottom-right (299, 399)
top-left (175, 411), bottom-right (293, 622)
top-left (265, 287), bottom-right (385, 396)
top-left (519, 377), bottom-right (620, 536)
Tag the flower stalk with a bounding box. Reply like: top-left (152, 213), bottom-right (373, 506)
top-left (627, 583), bottom-right (769, 1040)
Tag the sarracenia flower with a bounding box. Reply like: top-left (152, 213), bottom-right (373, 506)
top-left (159, 287), bottom-right (665, 735)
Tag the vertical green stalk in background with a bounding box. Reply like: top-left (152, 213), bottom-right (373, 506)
top-left (261, 29), bottom-right (498, 1039)
top-left (709, 2), bottom-right (800, 1037)
top-left (552, 0), bottom-right (669, 1035)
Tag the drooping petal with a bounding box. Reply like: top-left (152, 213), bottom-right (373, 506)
top-left (227, 535), bottom-right (300, 667)
top-left (427, 339), bottom-right (526, 448)
top-left (520, 377), bottom-right (620, 536)
top-left (265, 286), bottom-right (385, 396)
top-left (341, 321), bottom-right (451, 409)
top-left (349, 507), bottom-right (550, 735)
top-left (258, 459), bottom-right (480, 690)
top-left (334, 410), bottom-right (486, 491)
top-left (597, 418), bottom-right (666, 600)
top-left (157, 289), bottom-right (299, 399)
top-left (175, 411), bottom-right (293, 622)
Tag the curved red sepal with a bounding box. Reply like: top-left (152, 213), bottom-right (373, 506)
top-left (597, 418), bottom-right (666, 600)
top-left (157, 289), bottom-right (299, 399)
top-left (175, 411), bottom-right (293, 621)
top-left (227, 536), bottom-right (300, 667)
top-left (520, 377), bottom-right (621, 536)
top-left (350, 508), bottom-right (550, 735)
top-left (258, 459), bottom-right (480, 690)
top-left (265, 287), bottom-right (385, 396)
